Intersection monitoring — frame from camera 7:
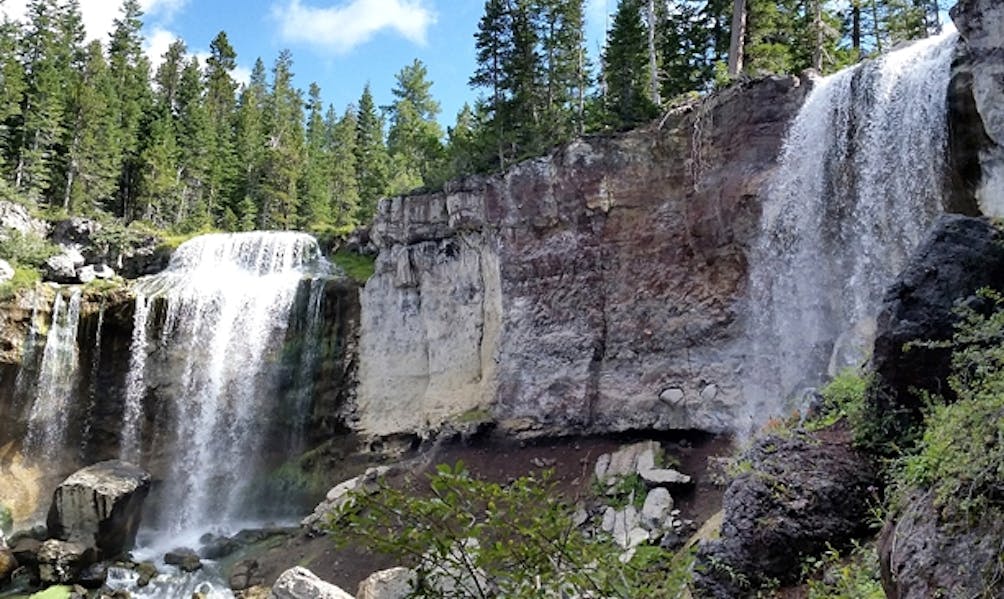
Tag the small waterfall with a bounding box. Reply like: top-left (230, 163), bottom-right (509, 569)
top-left (24, 289), bottom-right (83, 458)
top-left (744, 29), bottom-right (959, 427)
top-left (128, 231), bottom-right (328, 532)
top-left (79, 302), bottom-right (105, 455)
top-left (290, 277), bottom-right (326, 449)
top-left (120, 294), bottom-right (151, 462)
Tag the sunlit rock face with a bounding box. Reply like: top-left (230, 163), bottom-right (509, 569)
top-left (951, 0), bottom-right (1004, 216)
top-left (358, 76), bottom-right (809, 439)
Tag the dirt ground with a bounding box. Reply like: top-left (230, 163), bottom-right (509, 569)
top-left (243, 430), bottom-right (734, 593)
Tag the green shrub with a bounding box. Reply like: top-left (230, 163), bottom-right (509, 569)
top-left (330, 462), bottom-right (693, 598)
top-left (332, 250), bottom-right (375, 284)
top-left (0, 230), bottom-right (58, 268)
top-left (806, 369), bottom-right (869, 437)
top-left (896, 288), bottom-right (1004, 518)
top-left (0, 265), bottom-right (41, 300)
top-left (803, 543), bottom-right (884, 599)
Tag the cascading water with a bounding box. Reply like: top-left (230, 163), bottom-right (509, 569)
top-left (743, 29), bottom-right (960, 428)
top-left (24, 289), bottom-right (83, 459)
top-left (125, 231), bottom-right (329, 533)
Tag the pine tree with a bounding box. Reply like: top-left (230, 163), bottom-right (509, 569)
top-left (175, 57), bottom-right (212, 230)
top-left (386, 59), bottom-right (444, 194)
top-left (536, 0), bottom-right (589, 139)
top-left (203, 31), bottom-right (238, 226)
top-left (0, 13), bottom-right (26, 192)
top-left (326, 105), bottom-right (360, 229)
top-left (298, 82), bottom-right (331, 228)
top-left (471, 0), bottom-right (513, 169)
top-left (108, 0), bottom-right (153, 218)
top-left (603, 0), bottom-right (659, 128)
top-left (232, 58), bottom-right (267, 230)
top-left (259, 49), bottom-right (304, 230)
top-left (135, 107), bottom-right (181, 223)
top-left (61, 40), bottom-right (120, 213)
top-left (15, 0), bottom-right (67, 204)
top-left (354, 84), bottom-right (389, 220)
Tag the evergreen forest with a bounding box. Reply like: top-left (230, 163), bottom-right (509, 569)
top-left (0, 0), bottom-right (946, 235)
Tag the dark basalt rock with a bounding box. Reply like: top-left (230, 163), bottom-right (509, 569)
top-left (879, 490), bottom-right (1004, 598)
top-left (164, 547), bottom-right (202, 572)
top-left (867, 215), bottom-right (1004, 446)
top-left (47, 460), bottom-right (151, 559)
top-left (694, 429), bottom-right (878, 597)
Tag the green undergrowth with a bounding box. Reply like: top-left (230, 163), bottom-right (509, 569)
top-left (0, 266), bottom-right (40, 300)
top-left (331, 250), bottom-right (375, 283)
top-left (803, 542), bottom-right (884, 599)
top-left (0, 502), bottom-right (12, 534)
top-left (805, 369), bottom-right (870, 438)
top-left (893, 289), bottom-right (1004, 520)
top-left (329, 461), bottom-right (696, 598)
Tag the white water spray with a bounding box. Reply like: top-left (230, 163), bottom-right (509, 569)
top-left (744, 29), bottom-right (960, 428)
top-left (126, 231), bottom-right (328, 532)
top-left (25, 288), bottom-right (83, 458)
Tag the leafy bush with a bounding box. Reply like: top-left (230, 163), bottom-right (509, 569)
top-left (0, 230), bottom-right (58, 268)
top-left (803, 542), bottom-right (884, 599)
top-left (806, 369), bottom-right (869, 436)
top-left (0, 266), bottom-right (41, 300)
top-left (897, 289), bottom-right (1004, 518)
top-left (330, 462), bottom-right (693, 598)
top-left (332, 250), bottom-right (375, 283)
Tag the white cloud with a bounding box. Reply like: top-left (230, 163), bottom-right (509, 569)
top-left (232, 65), bottom-right (252, 86)
top-left (272, 0), bottom-right (436, 54)
top-left (1, 0), bottom-right (188, 42)
top-left (144, 26), bottom-right (180, 69)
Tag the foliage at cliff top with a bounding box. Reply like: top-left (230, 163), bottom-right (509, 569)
top-left (0, 0), bottom-right (941, 243)
top-left (329, 462), bottom-right (693, 598)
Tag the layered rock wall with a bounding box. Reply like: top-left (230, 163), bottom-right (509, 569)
top-left (358, 77), bottom-right (809, 438)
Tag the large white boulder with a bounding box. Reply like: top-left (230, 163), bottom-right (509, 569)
top-left (46, 460), bottom-right (151, 558)
top-left (269, 566), bottom-right (354, 599)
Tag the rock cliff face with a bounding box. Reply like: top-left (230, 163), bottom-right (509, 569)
top-left (358, 77), bottom-right (809, 438)
top-left (952, 0), bottom-right (1004, 215)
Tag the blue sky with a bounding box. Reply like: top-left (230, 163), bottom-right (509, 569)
top-left (2, 0), bottom-right (617, 129)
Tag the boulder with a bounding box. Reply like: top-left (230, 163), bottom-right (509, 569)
top-left (868, 216), bottom-right (1004, 446)
top-left (0, 259), bottom-right (13, 284)
top-left (197, 533), bottom-right (240, 559)
top-left (269, 566), bottom-right (354, 599)
top-left (77, 561), bottom-right (108, 589)
top-left (302, 466), bottom-right (391, 534)
top-left (0, 547), bottom-right (16, 583)
top-left (163, 547), bottom-right (201, 572)
top-left (879, 489), bottom-right (1004, 598)
top-left (43, 252), bottom-right (80, 284)
top-left (37, 539), bottom-right (93, 585)
top-left (134, 560), bottom-right (158, 587)
top-left (75, 264), bottom-right (114, 284)
top-left (694, 430), bottom-right (879, 597)
top-left (46, 460), bottom-right (151, 558)
top-left (229, 558), bottom-right (263, 591)
top-left (640, 487), bottom-right (673, 531)
top-left (595, 441), bottom-right (660, 484)
top-left (356, 567), bottom-right (415, 599)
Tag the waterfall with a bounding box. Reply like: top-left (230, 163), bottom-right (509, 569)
top-left (743, 29), bottom-right (960, 428)
top-left (127, 231), bottom-right (328, 532)
top-left (120, 294), bottom-right (151, 462)
top-left (24, 289), bottom-right (83, 459)
top-left (79, 301), bottom-right (105, 455)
